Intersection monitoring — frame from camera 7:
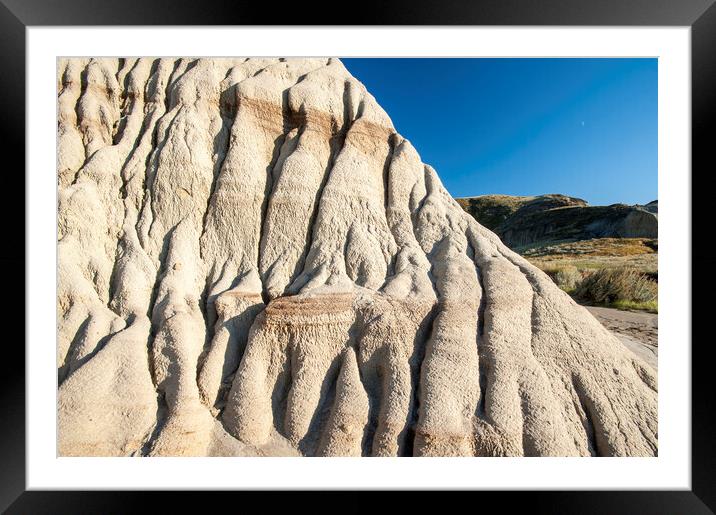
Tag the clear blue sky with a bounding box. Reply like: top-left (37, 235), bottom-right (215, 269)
top-left (341, 58), bottom-right (657, 206)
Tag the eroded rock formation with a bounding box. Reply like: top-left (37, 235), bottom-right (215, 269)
top-left (457, 194), bottom-right (658, 249)
top-left (57, 58), bottom-right (657, 457)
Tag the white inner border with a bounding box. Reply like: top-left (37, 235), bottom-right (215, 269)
top-left (27, 27), bottom-right (691, 490)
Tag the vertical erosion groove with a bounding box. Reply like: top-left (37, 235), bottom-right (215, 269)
top-left (135, 58), bottom-right (199, 451)
top-left (107, 60), bottom-right (154, 314)
top-left (404, 303), bottom-right (439, 456)
top-left (70, 62), bottom-right (90, 185)
top-left (293, 79), bottom-right (355, 286)
top-left (381, 132), bottom-right (398, 277)
top-left (196, 64), bottom-right (239, 363)
top-left (111, 59), bottom-right (138, 147)
top-left (198, 78), bottom-right (234, 261)
top-left (256, 86), bottom-right (293, 302)
top-left (473, 259), bottom-right (488, 423)
top-left (572, 374), bottom-right (599, 456)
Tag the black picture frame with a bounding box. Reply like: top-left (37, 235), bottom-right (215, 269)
top-left (3, 1), bottom-right (714, 512)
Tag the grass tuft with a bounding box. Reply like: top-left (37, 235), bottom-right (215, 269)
top-left (572, 268), bottom-right (658, 312)
top-left (542, 265), bottom-right (582, 293)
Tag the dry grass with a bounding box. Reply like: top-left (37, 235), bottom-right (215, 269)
top-left (541, 265), bottom-right (583, 293)
top-left (526, 238), bottom-right (658, 276)
top-left (522, 237), bottom-right (657, 257)
top-left (526, 238), bottom-right (658, 313)
top-left (572, 268), bottom-right (658, 313)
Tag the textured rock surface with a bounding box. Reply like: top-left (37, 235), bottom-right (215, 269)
top-left (57, 58), bottom-right (657, 457)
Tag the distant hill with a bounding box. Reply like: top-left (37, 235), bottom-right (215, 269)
top-left (456, 194), bottom-right (658, 249)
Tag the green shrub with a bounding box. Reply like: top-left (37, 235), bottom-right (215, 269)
top-left (543, 265), bottom-right (582, 292)
top-left (573, 268), bottom-right (657, 308)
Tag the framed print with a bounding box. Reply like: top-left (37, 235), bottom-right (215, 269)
top-left (4, 0), bottom-right (716, 512)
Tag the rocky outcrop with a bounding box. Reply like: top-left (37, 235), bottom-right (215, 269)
top-left (639, 200), bottom-right (659, 214)
top-left (57, 58), bottom-right (657, 457)
top-left (458, 194), bottom-right (658, 249)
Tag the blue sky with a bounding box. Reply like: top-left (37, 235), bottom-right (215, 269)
top-left (341, 58), bottom-right (657, 206)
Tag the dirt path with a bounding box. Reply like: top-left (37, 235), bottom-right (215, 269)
top-left (586, 306), bottom-right (658, 370)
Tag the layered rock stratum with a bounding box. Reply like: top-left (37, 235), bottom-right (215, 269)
top-left (57, 57), bottom-right (657, 457)
top-left (457, 194), bottom-right (658, 249)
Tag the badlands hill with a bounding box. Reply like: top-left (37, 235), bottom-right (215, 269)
top-left (457, 194), bottom-right (658, 249)
top-left (57, 58), bottom-right (657, 457)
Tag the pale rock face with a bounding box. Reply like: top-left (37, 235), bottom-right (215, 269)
top-left (57, 57), bottom-right (657, 457)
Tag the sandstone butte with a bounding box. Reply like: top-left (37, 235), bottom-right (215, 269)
top-left (57, 57), bottom-right (657, 457)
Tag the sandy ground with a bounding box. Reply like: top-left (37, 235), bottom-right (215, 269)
top-left (586, 306), bottom-right (658, 370)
